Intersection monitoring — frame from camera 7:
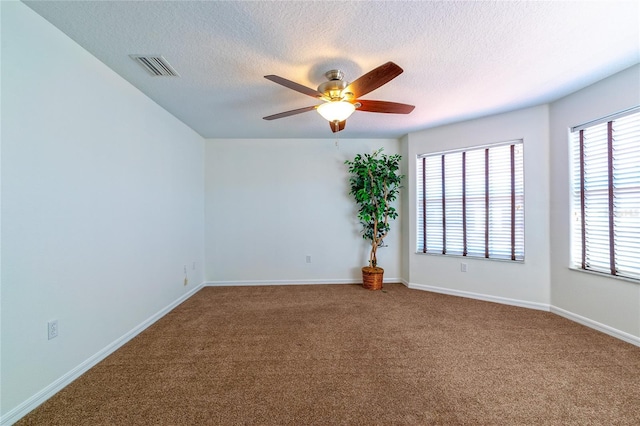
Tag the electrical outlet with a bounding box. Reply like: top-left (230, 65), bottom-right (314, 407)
top-left (48, 320), bottom-right (58, 340)
top-left (460, 263), bottom-right (468, 272)
top-left (183, 263), bottom-right (188, 286)
top-left (192, 261), bottom-right (196, 270)
top-left (306, 255), bottom-right (311, 264)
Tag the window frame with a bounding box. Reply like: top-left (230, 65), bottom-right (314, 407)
top-left (569, 106), bottom-right (640, 282)
top-left (416, 140), bottom-right (525, 262)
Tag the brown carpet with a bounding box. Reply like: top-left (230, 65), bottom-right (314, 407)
top-left (18, 284), bottom-right (640, 425)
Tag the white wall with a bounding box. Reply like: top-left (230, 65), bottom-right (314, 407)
top-left (549, 64), bottom-right (640, 340)
top-left (406, 105), bottom-right (551, 307)
top-left (204, 138), bottom-right (402, 284)
top-left (1, 2), bottom-right (205, 420)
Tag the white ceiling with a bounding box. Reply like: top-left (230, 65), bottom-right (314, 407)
top-left (24, 0), bottom-right (640, 139)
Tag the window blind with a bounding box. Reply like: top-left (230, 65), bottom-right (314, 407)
top-left (417, 141), bottom-right (524, 260)
top-left (570, 109), bottom-right (640, 280)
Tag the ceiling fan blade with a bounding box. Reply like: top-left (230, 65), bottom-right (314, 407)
top-left (346, 62), bottom-right (403, 98)
top-left (357, 100), bottom-right (415, 114)
top-left (264, 75), bottom-right (324, 98)
top-left (263, 105), bottom-right (317, 120)
top-left (330, 120), bottom-right (346, 133)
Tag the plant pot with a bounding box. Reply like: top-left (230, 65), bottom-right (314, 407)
top-left (362, 266), bottom-right (384, 290)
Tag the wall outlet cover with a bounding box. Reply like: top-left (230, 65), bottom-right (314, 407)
top-left (48, 320), bottom-right (59, 340)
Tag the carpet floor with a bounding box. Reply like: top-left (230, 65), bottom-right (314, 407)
top-left (17, 284), bottom-right (640, 425)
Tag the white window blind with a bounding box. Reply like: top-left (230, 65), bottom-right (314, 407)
top-left (445, 152), bottom-right (463, 255)
top-left (570, 108), bottom-right (640, 280)
top-left (417, 141), bottom-right (524, 261)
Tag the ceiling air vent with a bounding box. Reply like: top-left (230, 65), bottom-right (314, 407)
top-left (130, 55), bottom-right (180, 77)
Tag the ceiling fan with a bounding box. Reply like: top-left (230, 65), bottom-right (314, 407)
top-left (263, 62), bottom-right (415, 133)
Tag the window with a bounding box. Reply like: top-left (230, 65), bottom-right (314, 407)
top-left (417, 141), bottom-right (524, 260)
top-left (570, 107), bottom-right (640, 281)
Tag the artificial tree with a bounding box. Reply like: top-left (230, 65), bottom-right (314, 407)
top-left (345, 148), bottom-right (403, 289)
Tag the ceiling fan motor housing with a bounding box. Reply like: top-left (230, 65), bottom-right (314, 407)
top-left (317, 69), bottom-right (349, 100)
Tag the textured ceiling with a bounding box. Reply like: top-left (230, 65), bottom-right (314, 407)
top-left (24, 0), bottom-right (640, 139)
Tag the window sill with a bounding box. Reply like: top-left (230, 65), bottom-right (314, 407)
top-left (568, 266), bottom-right (640, 285)
top-left (414, 251), bottom-right (524, 264)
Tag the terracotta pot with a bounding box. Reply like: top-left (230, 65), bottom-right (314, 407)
top-left (362, 266), bottom-right (384, 290)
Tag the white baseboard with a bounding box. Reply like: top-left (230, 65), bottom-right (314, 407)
top-left (550, 306), bottom-right (640, 347)
top-left (205, 278), bottom-right (403, 287)
top-left (407, 282), bottom-right (551, 311)
top-left (407, 282), bottom-right (639, 347)
top-left (0, 283), bottom-right (205, 426)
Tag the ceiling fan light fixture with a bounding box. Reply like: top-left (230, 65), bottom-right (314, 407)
top-left (317, 101), bottom-right (356, 122)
